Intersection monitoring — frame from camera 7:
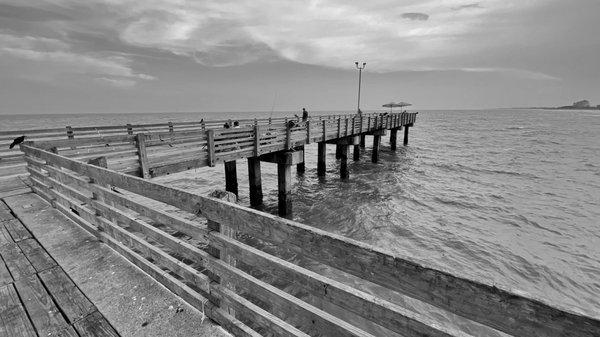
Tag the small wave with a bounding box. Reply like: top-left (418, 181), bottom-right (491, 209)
top-left (516, 214), bottom-right (562, 236)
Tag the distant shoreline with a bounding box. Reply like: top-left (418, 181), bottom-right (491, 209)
top-left (516, 107), bottom-right (600, 110)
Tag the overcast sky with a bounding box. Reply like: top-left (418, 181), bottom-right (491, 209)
top-left (1, 0), bottom-right (599, 114)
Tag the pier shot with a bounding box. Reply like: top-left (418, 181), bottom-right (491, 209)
top-left (6, 112), bottom-right (417, 217)
top-left (1, 111), bottom-right (596, 337)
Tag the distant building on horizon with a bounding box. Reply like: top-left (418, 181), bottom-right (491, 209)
top-left (573, 100), bottom-right (590, 108)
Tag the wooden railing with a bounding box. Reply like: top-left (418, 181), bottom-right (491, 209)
top-left (20, 143), bottom-right (600, 337)
top-left (22, 112), bottom-right (417, 179)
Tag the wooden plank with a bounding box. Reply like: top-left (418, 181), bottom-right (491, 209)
top-left (89, 208), bottom-right (211, 293)
top-left (89, 184), bottom-right (207, 239)
top-left (73, 311), bottom-right (119, 337)
top-left (3, 219), bottom-right (31, 242)
top-left (0, 284), bottom-right (37, 337)
top-left (38, 266), bottom-right (95, 324)
top-left (205, 255), bottom-right (376, 337)
top-left (215, 285), bottom-right (309, 337)
top-left (0, 208), bottom-right (14, 223)
top-left (0, 243), bottom-right (36, 281)
top-left (14, 274), bottom-right (77, 336)
top-left (17, 238), bottom-right (56, 273)
top-left (210, 232), bottom-right (456, 337)
top-left (0, 256), bottom-right (12, 286)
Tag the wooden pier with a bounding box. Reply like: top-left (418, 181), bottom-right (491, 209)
top-left (5, 112), bottom-right (416, 217)
top-left (2, 112), bottom-right (600, 336)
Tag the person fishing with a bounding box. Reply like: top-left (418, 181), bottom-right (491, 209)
top-left (302, 108), bottom-right (309, 121)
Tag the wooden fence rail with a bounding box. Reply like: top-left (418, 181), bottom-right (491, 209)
top-left (19, 112), bottom-right (417, 179)
top-left (19, 143), bottom-right (600, 337)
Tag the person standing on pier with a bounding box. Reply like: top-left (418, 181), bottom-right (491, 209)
top-left (302, 108), bottom-right (309, 121)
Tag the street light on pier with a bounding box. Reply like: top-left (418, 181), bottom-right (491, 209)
top-left (355, 61), bottom-right (366, 114)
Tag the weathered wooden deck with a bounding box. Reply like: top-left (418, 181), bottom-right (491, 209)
top-left (0, 182), bottom-right (118, 337)
top-left (14, 118), bottom-right (600, 337)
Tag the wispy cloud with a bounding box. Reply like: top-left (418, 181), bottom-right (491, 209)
top-left (401, 13), bottom-right (429, 21)
top-left (451, 3), bottom-right (483, 11)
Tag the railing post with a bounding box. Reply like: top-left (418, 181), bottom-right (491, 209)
top-left (253, 124), bottom-right (261, 157)
top-left (306, 120), bottom-right (311, 143)
top-left (285, 124), bottom-right (292, 150)
top-left (322, 120), bottom-right (326, 142)
top-left (136, 133), bottom-right (150, 178)
top-left (337, 118), bottom-right (341, 138)
top-left (206, 129), bottom-right (215, 167)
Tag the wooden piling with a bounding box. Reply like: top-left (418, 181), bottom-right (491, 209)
top-left (224, 161), bottom-right (238, 197)
top-left (339, 145), bottom-right (349, 179)
top-left (247, 157), bottom-right (262, 208)
top-left (335, 144), bottom-right (341, 159)
top-left (297, 146), bottom-right (305, 175)
top-left (317, 142), bottom-right (326, 177)
top-left (360, 134), bottom-right (366, 148)
top-left (390, 128), bottom-right (398, 151)
top-left (404, 125), bottom-right (410, 146)
top-left (277, 163), bottom-right (292, 217)
top-left (353, 145), bottom-right (360, 161)
top-left (372, 135), bottom-right (381, 163)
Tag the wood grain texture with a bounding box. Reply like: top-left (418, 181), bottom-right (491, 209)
top-left (0, 284), bottom-right (37, 337)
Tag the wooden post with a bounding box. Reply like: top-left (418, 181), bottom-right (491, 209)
top-left (306, 120), bottom-right (311, 143)
top-left (339, 145), bottom-right (349, 180)
top-left (224, 161), bottom-right (238, 197)
top-left (253, 124), bottom-right (261, 157)
top-left (136, 133), bottom-right (150, 179)
top-left (353, 144), bottom-right (360, 161)
top-left (286, 124), bottom-right (292, 150)
top-left (277, 162), bottom-right (292, 217)
top-left (322, 120), bottom-right (326, 142)
top-left (317, 142), bottom-right (326, 177)
top-left (372, 135), bottom-right (381, 163)
top-left (126, 124), bottom-right (133, 135)
top-left (404, 125), bottom-right (410, 146)
top-left (335, 144), bottom-right (341, 159)
top-left (390, 128), bottom-right (398, 151)
top-left (247, 157), bottom-right (263, 208)
top-left (206, 130), bottom-right (215, 167)
top-left (297, 146), bottom-right (305, 174)
top-left (337, 118), bottom-right (341, 138)
top-left (360, 134), bottom-right (366, 148)
top-left (345, 118), bottom-right (349, 136)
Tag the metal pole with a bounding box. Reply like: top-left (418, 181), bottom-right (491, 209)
top-left (355, 62), bottom-right (366, 113)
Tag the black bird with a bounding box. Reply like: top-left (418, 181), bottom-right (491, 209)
top-left (9, 135), bottom-right (26, 149)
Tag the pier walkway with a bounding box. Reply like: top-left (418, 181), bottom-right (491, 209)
top-left (0, 178), bottom-right (229, 337)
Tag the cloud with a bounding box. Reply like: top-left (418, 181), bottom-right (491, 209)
top-left (0, 0), bottom-right (566, 80)
top-left (451, 3), bottom-right (483, 11)
top-left (401, 13), bottom-right (429, 21)
top-left (0, 33), bottom-right (154, 86)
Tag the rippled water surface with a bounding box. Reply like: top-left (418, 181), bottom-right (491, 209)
top-left (4, 109), bottom-right (600, 319)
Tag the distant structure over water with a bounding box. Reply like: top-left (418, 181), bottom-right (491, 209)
top-left (525, 99), bottom-right (600, 110)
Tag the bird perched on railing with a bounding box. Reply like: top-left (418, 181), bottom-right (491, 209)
top-left (9, 135), bottom-right (26, 149)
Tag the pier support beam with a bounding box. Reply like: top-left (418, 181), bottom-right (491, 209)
top-left (224, 160), bottom-right (238, 197)
top-left (390, 128), bottom-right (398, 151)
top-left (247, 157), bottom-right (263, 208)
top-left (317, 142), bottom-right (326, 177)
top-left (297, 145), bottom-right (305, 174)
top-left (372, 135), bottom-right (381, 163)
top-left (340, 145), bottom-right (349, 179)
top-left (335, 144), bottom-right (342, 159)
top-left (260, 150), bottom-right (303, 217)
top-left (404, 124), bottom-right (411, 146)
top-left (360, 134), bottom-right (366, 148)
top-left (353, 145), bottom-right (360, 161)
top-left (277, 163), bottom-right (292, 217)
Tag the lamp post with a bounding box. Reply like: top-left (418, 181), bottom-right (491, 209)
top-left (355, 61), bottom-right (366, 114)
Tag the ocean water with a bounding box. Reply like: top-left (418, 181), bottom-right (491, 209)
top-left (4, 109), bottom-right (599, 322)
